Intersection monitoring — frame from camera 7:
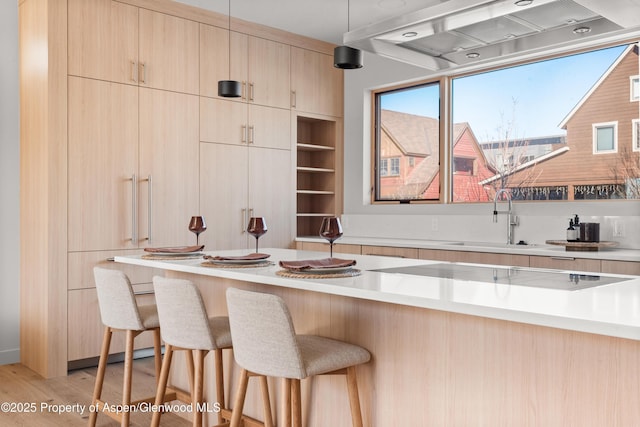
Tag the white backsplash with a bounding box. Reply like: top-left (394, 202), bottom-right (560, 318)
top-left (341, 213), bottom-right (640, 249)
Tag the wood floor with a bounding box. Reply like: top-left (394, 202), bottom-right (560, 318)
top-left (0, 357), bottom-right (190, 426)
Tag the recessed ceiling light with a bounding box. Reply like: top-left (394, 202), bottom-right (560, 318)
top-left (504, 33), bottom-right (516, 39)
top-left (515, 0), bottom-right (533, 6)
top-left (573, 26), bottom-right (591, 34)
top-left (566, 19), bottom-right (577, 24)
top-left (466, 52), bottom-right (480, 59)
top-left (402, 31), bottom-right (418, 38)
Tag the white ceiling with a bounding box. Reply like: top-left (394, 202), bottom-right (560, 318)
top-left (174, 0), bottom-right (443, 44)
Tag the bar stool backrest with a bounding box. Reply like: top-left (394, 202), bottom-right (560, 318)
top-left (94, 267), bottom-right (145, 331)
top-left (226, 287), bottom-right (306, 379)
top-left (152, 276), bottom-right (218, 350)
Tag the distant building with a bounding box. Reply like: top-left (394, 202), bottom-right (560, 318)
top-left (481, 43), bottom-right (640, 200)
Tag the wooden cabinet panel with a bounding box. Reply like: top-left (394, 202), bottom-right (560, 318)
top-left (249, 105), bottom-right (291, 150)
top-left (248, 36), bottom-right (290, 108)
top-left (200, 97), bottom-right (247, 145)
top-left (249, 147), bottom-right (294, 249)
top-left (600, 260), bottom-right (640, 275)
top-left (138, 9), bottom-right (199, 94)
top-left (199, 23), bottom-right (229, 98)
top-left (67, 285), bottom-right (156, 361)
top-left (139, 88), bottom-right (200, 248)
top-left (298, 241), bottom-right (362, 255)
top-left (362, 245), bottom-right (419, 259)
top-left (291, 47), bottom-right (343, 117)
top-left (68, 77), bottom-right (138, 251)
top-left (200, 143), bottom-right (249, 250)
top-left (418, 249), bottom-right (530, 266)
top-left (529, 255), bottom-right (600, 272)
top-left (68, 0), bottom-right (138, 84)
top-left (68, 250), bottom-right (159, 290)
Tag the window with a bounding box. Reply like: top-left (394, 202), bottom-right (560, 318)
top-left (372, 42), bottom-right (640, 203)
top-left (374, 81), bottom-right (441, 202)
top-left (593, 122), bottom-right (618, 153)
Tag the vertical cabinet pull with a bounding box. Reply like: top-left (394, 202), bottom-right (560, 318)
top-left (242, 81), bottom-right (247, 100)
top-left (130, 61), bottom-right (137, 82)
top-left (291, 90), bottom-right (296, 108)
top-left (131, 174), bottom-right (138, 244)
top-left (145, 175), bottom-right (153, 243)
top-left (249, 82), bottom-right (255, 101)
top-left (248, 126), bottom-right (255, 144)
top-left (241, 208), bottom-right (247, 233)
top-left (241, 125), bottom-right (247, 143)
top-left (139, 62), bottom-right (146, 84)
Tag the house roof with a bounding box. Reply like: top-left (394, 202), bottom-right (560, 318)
top-left (478, 146), bottom-right (570, 185)
top-left (558, 44), bottom-right (637, 129)
top-left (380, 109), bottom-right (439, 157)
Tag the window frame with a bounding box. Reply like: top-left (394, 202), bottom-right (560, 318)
top-left (592, 121), bottom-right (618, 154)
top-left (633, 118), bottom-right (640, 152)
top-left (630, 75), bottom-right (639, 102)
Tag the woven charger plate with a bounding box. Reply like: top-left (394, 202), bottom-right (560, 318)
top-left (200, 261), bottom-right (275, 269)
top-left (142, 254), bottom-right (203, 260)
top-left (276, 268), bottom-right (362, 279)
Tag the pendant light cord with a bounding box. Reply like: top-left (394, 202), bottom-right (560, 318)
top-left (228, 0), bottom-right (232, 80)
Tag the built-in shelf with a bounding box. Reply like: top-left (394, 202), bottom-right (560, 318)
top-left (296, 114), bottom-right (342, 237)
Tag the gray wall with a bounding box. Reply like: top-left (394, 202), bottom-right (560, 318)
top-left (0, 0), bottom-right (20, 365)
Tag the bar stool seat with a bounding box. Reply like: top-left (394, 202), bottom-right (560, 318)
top-left (89, 267), bottom-right (164, 427)
top-left (225, 287), bottom-right (371, 427)
top-left (151, 277), bottom-right (273, 427)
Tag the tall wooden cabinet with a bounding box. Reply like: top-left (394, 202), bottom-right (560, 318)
top-left (20, 0), bottom-right (341, 378)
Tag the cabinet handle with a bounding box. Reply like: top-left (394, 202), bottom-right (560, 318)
top-left (249, 82), bottom-right (254, 101)
top-left (248, 125), bottom-right (255, 144)
top-left (551, 256), bottom-right (576, 261)
top-left (242, 81), bottom-right (247, 100)
top-left (130, 61), bottom-right (137, 82)
top-left (131, 174), bottom-right (138, 244)
top-left (241, 208), bottom-right (247, 233)
top-left (139, 62), bottom-right (146, 84)
top-left (241, 125), bottom-right (247, 143)
top-left (291, 90), bottom-right (296, 108)
top-left (145, 175), bottom-right (153, 243)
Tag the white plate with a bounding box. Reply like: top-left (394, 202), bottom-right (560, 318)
top-left (146, 251), bottom-right (203, 257)
top-left (205, 258), bottom-right (270, 265)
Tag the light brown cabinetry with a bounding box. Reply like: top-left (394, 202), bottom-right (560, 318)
top-left (291, 47), bottom-right (343, 117)
top-left (295, 114), bottom-right (343, 237)
top-left (601, 260), bottom-right (640, 275)
top-left (529, 255), bottom-right (601, 272)
top-left (68, 0), bottom-right (198, 94)
top-left (419, 249), bottom-right (530, 267)
top-left (362, 246), bottom-right (419, 259)
top-left (297, 241), bottom-right (362, 255)
top-left (200, 143), bottom-right (293, 251)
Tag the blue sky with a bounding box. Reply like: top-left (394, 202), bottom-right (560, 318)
top-left (380, 44), bottom-right (628, 142)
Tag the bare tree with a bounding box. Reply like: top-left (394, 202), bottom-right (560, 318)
top-left (610, 146), bottom-right (640, 199)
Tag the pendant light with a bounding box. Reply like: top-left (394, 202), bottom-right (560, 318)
top-left (334, 0), bottom-right (363, 69)
top-left (218, 0), bottom-right (242, 97)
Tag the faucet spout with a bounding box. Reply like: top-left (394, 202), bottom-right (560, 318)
top-left (492, 189), bottom-right (517, 245)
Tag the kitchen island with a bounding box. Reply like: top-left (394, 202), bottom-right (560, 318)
top-left (116, 248), bottom-right (640, 426)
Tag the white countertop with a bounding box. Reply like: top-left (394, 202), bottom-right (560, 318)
top-left (296, 236), bottom-right (640, 262)
top-left (115, 248), bottom-right (640, 341)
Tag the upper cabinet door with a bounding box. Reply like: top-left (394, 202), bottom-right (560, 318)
top-left (200, 23), bottom-right (230, 98)
top-left (138, 9), bottom-right (199, 95)
top-left (248, 37), bottom-right (291, 109)
top-left (68, 0), bottom-right (138, 84)
top-left (68, 77), bottom-right (139, 251)
top-left (291, 47), bottom-right (343, 117)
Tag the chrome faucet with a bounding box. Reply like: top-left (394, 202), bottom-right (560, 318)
top-left (493, 188), bottom-right (518, 245)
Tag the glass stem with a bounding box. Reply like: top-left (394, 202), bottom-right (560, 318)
top-left (255, 237), bottom-right (259, 253)
top-left (330, 242), bottom-right (333, 258)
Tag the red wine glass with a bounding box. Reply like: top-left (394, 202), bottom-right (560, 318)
top-left (247, 217), bottom-right (267, 253)
top-left (319, 217), bottom-right (343, 258)
top-left (188, 216), bottom-right (206, 246)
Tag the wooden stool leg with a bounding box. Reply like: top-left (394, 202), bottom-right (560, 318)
top-left (214, 348), bottom-right (225, 425)
top-left (282, 378), bottom-right (291, 427)
top-left (229, 369), bottom-right (250, 427)
top-left (152, 328), bottom-right (162, 383)
top-left (291, 379), bottom-right (302, 427)
top-left (186, 349), bottom-right (195, 400)
top-left (193, 349), bottom-right (206, 427)
top-left (151, 344), bottom-right (174, 427)
top-left (88, 327), bottom-right (112, 427)
top-left (346, 366), bottom-right (364, 427)
top-left (259, 376), bottom-right (274, 427)
top-left (120, 329), bottom-right (136, 427)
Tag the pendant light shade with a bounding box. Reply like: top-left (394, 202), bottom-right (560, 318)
top-left (334, 45), bottom-right (363, 69)
top-left (218, 80), bottom-right (242, 98)
top-left (217, 0), bottom-right (242, 98)
top-left (334, 0), bottom-right (363, 69)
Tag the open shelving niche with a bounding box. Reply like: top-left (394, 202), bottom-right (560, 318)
top-left (295, 114), bottom-right (343, 237)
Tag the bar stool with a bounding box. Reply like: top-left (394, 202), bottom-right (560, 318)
top-left (89, 267), bottom-right (164, 427)
top-left (225, 287), bottom-right (371, 427)
top-left (151, 277), bottom-right (272, 427)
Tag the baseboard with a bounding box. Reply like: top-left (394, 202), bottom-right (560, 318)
top-left (0, 348), bottom-right (20, 365)
top-left (67, 347), bottom-right (158, 371)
